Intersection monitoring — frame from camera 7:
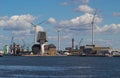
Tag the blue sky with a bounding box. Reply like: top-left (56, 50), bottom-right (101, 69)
top-left (0, 0), bottom-right (120, 50)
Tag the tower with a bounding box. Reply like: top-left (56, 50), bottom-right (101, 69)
top-left (72, 38), bottom-right (74, 49)
top-left (37, 31), bottom-right (47, 54)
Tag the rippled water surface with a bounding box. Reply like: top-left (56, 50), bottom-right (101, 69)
top-left (0, 56), bottom-right (120, 78)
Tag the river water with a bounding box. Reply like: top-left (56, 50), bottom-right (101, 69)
top-left (0, 56), bottom-right (120, 78)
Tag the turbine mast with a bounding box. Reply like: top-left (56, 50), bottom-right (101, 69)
top-left (91, 10), bottom-right (97, 45)
top-left (57, 30), bottom-right (60, 51)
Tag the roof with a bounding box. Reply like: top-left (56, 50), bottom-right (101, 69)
top-left (94, 47), bottom-right (111, 50)
top-left (48, 44), bottom-right (56, 48)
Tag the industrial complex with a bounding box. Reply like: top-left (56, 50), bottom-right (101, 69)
top-left (1, 30), bottom-right (120, 57)
top-left (1, 18), bottom-right (120, 57)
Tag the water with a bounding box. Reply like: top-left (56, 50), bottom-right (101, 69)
top-left (0, 56), bottom-right (120, 78)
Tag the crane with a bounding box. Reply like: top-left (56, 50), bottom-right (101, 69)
top-left (22, 39), bottom-right (29, 52)
top-left (79, 38), bottom-right (83, 48)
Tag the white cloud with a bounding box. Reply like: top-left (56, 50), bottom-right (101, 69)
top-left (58, 13), bottom-right (102, 27)
top-left (70, 0), bottom-right (89, 4)
top-left (48, 14), bottom-right (120, 35)
top-left (30, 25), bottom-right (44, 34)
top-left (48, 17), bottom-right (56, 24)
top-left (61, 2), bottom-right (69, 6)
top-left (75, 5), bottom-right (94, 13)
top-left (100, 24), bottom-right (120, 33)
top-left (61, 0), bottom-right (89, 6)
top-left (48, 13), bottom-right (103, 35)
top-left (113, 12), bottom-right (120, 17)
top-left (12, 30), bottom-right (30, 36)
top-left (93, 24), bottom-right (120, 34)
top-left (36, 25), bottom-right (44, 32)
top-left (47, 7), bottom-right (120, 35)
top-left (94, 25), bottom-right (102, 33)
top-left (0, 14), bottom-right (36, 31)
top-left (82, 0), bottom-right (89, 4)
top-left (48, 35), bottom-right (70, 41)
top-left (0, 14), bottom-right (44, 36)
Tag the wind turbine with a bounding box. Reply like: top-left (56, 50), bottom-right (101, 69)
top-left (57, 30), bottom-right (60, 51)
top-left (91, 10), bottom-right (97, 45)
top-left (31, 20), bottom-right (46, 44)
top-left (55, 27), bottom-right (65, 51)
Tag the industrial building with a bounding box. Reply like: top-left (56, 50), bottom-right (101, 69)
top-left (32, 43), bottom-right (56, 56)
top-left (80, 45), bottom-right (112, 56)
top-left (31, 31), bottom-right (57, 56)
top-left (64, 37), bottom-right (112, 56)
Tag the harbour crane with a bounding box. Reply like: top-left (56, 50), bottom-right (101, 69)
top-left (21, 39), bottom-right (28, 51)
top-left (79, 38), bottom-right (83, 48)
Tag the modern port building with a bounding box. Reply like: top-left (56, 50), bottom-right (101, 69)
top-left (32, 31), bottom-right (57, 56)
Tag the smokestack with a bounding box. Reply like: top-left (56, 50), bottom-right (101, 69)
top-left (72, 38), bottom-right (74, 49)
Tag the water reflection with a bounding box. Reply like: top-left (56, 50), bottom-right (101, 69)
top-left (0, 65), bottom-right (91, 71)
top-left (0, 65), bottom-right (93, 78)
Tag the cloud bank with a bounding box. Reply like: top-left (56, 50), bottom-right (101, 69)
top-left (113, 12), bottom-right (120, 17)
top-left (0, 14), bottom-right (44, 36)
top-left (61, 0), bottom-right (89, 6)
top-left (48, 13), bottom-right (120, 35)
top-left (75, 5), bottom-right (94, 13)
top-left (48, 13), bottom-right (103, 34)
top-left (59, 0), bottom-right (120, 35)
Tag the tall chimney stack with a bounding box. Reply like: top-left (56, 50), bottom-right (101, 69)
top-left (72, 38), bottom-right (74, 49)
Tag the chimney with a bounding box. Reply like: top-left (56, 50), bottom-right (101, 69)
top-left (72, 38), bottom-right (74, 49)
